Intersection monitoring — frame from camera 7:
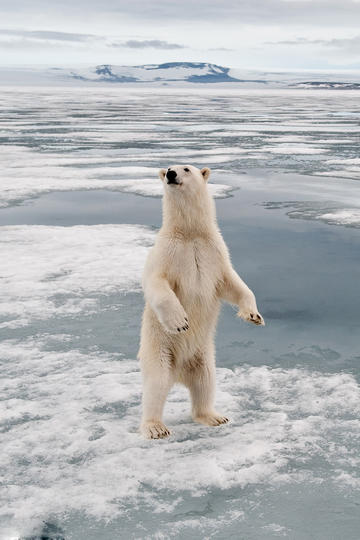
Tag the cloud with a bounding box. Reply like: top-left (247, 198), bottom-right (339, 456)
top-left (0, 29), bottom-right (96, 42)
top-left (0, 30), bottom-right (185, 52)
top-left (110, 39), bottom-right (185, 49)
top-left (0, 29), bottom-right (101, 49)
top-left (1, 0), bottom-right (360, 26)
top-left (120, 0), bottom-right (360, 26)
top-left (266, 35), bottom-right (360, 54)
top-left (209, 47), bottom-right (234, 51)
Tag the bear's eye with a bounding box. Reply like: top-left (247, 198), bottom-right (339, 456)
top-left (184, 167), bottom-right (190, 172)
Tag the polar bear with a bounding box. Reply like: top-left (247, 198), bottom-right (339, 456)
top-left (138, 164), bottom-right (264, 439)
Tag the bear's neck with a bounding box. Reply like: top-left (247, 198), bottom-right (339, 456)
top-left (162, 190), bottom-right (218, 239)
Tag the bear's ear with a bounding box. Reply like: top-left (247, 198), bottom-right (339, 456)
top-left (159, 169), bottom-right (166, 182)
top-left (201, 167), bottom-right (211, 182)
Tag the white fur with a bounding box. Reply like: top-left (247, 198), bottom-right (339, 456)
top-left (138, 164), bottom-right (264, 439)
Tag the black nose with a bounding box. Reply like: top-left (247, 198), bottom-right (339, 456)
top-left (166, 169), bottom-right (178, 184)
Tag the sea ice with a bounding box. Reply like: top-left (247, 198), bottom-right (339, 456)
top-left (1, 87), bottom-right (360, 539)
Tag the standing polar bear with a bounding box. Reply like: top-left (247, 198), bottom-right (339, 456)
top-left (139, 165), bottom-right (264, 439)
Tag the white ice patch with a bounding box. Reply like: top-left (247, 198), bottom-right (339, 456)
top-left (316, 209), bottom-right (360, 226)
top-left (315, 168), bottom-right (360, 180)
top-left (262, 136), bottom-right (313, 143)
top-left (0, 225), bottom-right (155, 328)
top-left (203, 124), bottom-right (360, 133)
top-left (326, 158), bottom-right (360, 165)
top-left (115, 179), bottom-right (233, 198)
top-left (314, 139), bottom-right (354, 144)
top-left (260, 145), bottom-right (328, 155)
top-left (208, 183), bottom-right (234, 198)
top-left (164, 147), bottom-right (249, 156)
top-left (1, 337), bottom-right (359, 536)
top-left (207, 131), bottom-right (261, 137)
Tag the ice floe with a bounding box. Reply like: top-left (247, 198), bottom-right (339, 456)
top-left (317, 209), bottom-right (360, 226)
top-left (263, 201), bottom-right (360, 228)
top-left (0, 225), bottom-right (155, 328)
top-left (314, 168), bottom-right (360, 180)
top-left (326, 158), bottom-right (360, 165)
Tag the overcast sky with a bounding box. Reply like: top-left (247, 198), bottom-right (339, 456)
top-left (1, 0), bottom-right (360, 71)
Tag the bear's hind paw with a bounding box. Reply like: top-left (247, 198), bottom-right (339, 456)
top-left (194, 412), bottom-right (229, 427)
top-left (141, 420), bottom-right (171, 439)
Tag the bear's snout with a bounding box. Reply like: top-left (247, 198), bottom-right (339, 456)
top-left (166, 169), bottom-right (178, 184)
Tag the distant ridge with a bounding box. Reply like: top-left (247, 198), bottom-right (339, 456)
top-left (291, 81), bottom-right (360, 90)
top-left (1, 62), bottom-right (360, 88)
top-left (67, 62), bottom-right (245, 83)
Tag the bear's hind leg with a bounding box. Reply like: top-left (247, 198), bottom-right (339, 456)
top-left (140, 356), bottom-right (174, 439)
top-left (183, 347), bottom-right (229, 427)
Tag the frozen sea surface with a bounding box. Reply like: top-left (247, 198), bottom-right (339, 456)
top-left (0, 88), bottom-right (360, 540)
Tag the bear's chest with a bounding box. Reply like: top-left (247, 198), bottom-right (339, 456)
top-left (168, 238), bottom-right (222, 298)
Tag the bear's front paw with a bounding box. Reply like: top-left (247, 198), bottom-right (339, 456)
top-left (237, 291), bottom-right (265, 326)
top-left (237, 308), bottom-right (265, 326)
top-left (141, 420), bottom-right (171, 439)
top-left (159, 307), bottom-right (189, 334)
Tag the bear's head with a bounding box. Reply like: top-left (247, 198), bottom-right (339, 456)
top-left (158, 164), bottom-right (215, 230)
top-left (158, 165), bottom-right (211, 198)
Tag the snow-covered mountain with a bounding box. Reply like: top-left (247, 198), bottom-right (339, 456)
top-left (65, 62), bottom-right (248, 84)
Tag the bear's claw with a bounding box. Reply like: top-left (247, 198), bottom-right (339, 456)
top-left (249, 312), bottom-right (264, 325)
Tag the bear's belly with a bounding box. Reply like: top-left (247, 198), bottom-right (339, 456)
top-left (174, 274), bottom-right (218, 308)
top-left (168, 241), bottom-right (222, 322)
